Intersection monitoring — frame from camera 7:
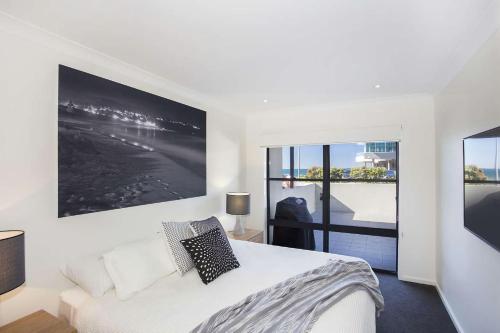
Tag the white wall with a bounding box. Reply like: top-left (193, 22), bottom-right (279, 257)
top-left (245, 95), bottom-right (437, 284)
top-left (435, 28), bottom-right (500, 333)
top-left (330, 183), bottom-right (396, 223)
top-left (0, 14), bottom-right (245, 324)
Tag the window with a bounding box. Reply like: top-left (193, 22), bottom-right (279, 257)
top-left (267, 142), bottom-right (399, 273)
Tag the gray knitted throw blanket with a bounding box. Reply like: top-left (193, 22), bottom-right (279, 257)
top-left (190, 259), bottom-right (384, 333)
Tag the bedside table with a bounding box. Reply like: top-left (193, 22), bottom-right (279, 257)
top-left (0, 310), bottom-right (76, 333)
top-left (227, 228), bottom-right (264, 243)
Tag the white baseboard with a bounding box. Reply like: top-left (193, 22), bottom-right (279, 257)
top-left (398, 274), bottom-right (436, 285)
top-left (436, 284), bottom-right (464, 333)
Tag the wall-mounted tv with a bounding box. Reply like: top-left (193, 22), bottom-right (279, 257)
top-left (463, 126), bottom-right (500, 252)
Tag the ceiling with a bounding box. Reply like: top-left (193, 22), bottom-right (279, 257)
top-left (1, 0), bottom-right (499, 112)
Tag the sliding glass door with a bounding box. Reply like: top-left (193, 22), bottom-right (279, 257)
top-left (267, 146), bottom-right (324, 250)
top-left (266, 142), bottom-right (398, 273)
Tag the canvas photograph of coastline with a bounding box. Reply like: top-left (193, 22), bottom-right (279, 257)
top-left (58, 65), bottom-right (206, 218)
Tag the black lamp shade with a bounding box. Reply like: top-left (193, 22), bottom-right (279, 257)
top-left (0, 230), bottom-right (25, 295)
top-left (226, 193), bottom-right (250, 215)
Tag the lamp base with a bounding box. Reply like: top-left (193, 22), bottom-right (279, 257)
top-left (233, 216), bottom-right (245, 236)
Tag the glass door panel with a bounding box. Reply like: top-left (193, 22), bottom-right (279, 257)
top-left (292, 145), bottom-right (323, 225)
top-left (268, 146), bottom-right (291, 179)
top-left (329, 143), bottom-right (397, 229)
top-left (268, 145), bottom-right (324, 252)
top-left (266, 142), bottom-right (399, 272)
top-left (326, 232), bottom-right (397, 271)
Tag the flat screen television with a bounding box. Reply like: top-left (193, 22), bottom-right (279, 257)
top-left (463, 126), bottom-right (500, 252)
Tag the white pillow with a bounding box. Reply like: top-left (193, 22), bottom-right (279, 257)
top-left (103, 238), bottom-right (176, 300)
top-left (61, 255), bottom-right (114, 297)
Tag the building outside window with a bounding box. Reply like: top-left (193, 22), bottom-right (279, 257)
top-left (357, 142), bottom-right (397, 170)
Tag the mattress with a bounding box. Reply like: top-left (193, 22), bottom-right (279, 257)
top-left (60, 240), bottom-right (376, 333)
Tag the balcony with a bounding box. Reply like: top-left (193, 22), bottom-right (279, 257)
top-left (269, 181), bottom-right (397, 271)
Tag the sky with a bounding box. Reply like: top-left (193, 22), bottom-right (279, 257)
top-left (464, 138), bottom-right (500, 169)
top-left (281, 143), bottom-right (366, 169)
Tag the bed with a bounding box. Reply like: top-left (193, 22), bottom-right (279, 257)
top-left (59, 240), bottom-right (377, 333)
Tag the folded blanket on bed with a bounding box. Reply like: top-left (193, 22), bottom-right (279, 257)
top-left (190, 259), bottom-right (384, 333)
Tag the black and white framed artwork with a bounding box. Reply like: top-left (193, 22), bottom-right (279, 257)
top-left (58, 65), bottom-right (206, 217)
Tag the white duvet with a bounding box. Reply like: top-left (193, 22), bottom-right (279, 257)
top-left (61, 240), bottom-right (376, 333)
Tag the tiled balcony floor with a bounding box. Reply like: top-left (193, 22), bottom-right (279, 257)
top-left (314, 230), bottom-right (397, 271)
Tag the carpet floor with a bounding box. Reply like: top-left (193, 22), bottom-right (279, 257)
top-left (376, 273), bottom-right (457, 333)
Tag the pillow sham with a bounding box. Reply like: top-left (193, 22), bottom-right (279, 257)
top-left (61, 254), bottom-right (114, 297)
top-left (181, 228), bottom-right (240, 284)
top-left (103, 238), bottom-right (176, 300)
top-left (189, 216), bottom-right (229, 243)
top-left (161, 221), bottom-right (195, 275)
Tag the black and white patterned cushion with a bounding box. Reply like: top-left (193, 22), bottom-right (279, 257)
top-left (189, 216), bottom-right (229, 243)
top-left (161, 221), bottom-right (195, 275)
top-left (180, 228), bottom-right (240, 284)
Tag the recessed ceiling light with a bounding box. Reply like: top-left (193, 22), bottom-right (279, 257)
top-left (374, 84), bottom-right (381, 89)
top-left (263, 99), bottom-right (268, 103)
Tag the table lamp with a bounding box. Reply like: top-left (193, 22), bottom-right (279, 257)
top-left (0, 230), bottom-right (25, 295)
top-left (226, 192), bottom-right (250, 236)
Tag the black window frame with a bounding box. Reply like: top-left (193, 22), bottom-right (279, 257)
top-left (266, 143), bottom-right (399, 274)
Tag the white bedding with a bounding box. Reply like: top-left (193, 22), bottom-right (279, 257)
top-left (60, 240), bottom-right (377, 333)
